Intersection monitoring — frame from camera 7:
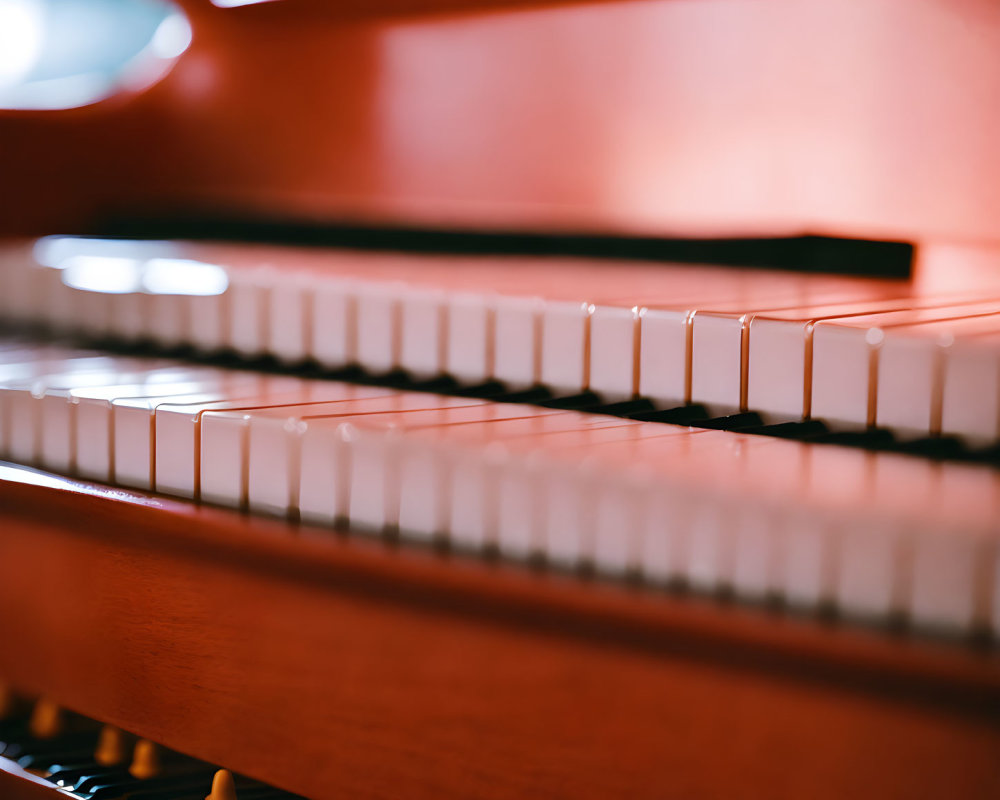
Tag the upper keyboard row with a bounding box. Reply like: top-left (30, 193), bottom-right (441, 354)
top-left (3, 237), bottom-right (1000, 444)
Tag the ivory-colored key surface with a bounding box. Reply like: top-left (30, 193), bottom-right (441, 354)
top-left (0, 237), bottom-right (916, 410)
top-left (0, 356), bottom-right (166, 463)
top-left (151, 377), bottom-right (381, 499)
top-left (14, 234), bottom-right (1000, 441)
top-left (941, 331), bottom-right (1000, 444)
top-left (811, 302), bottom-right (1000, 429)
top-left (198, 392), bottom-right (483, 512)
top-left (874, 315), bottom-right (1000, 437)
top-left (238, 392), bottom-right (478, 514)
top-left (112, 374), bottom-right (308, 490)
top-left (743, 294), bottom-right (998, 421)
top-left (0, 336), bottom-right (998, 636)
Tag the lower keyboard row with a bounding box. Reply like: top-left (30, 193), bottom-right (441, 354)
top-left (1, 339), bottom-right (999, 638)
top-left (0, 691), bottom-right (302, 799)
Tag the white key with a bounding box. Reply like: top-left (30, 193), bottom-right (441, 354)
top-left (542, 461), bottom-right (587, 568)
top-left (3, 359), bottom-right (151, 465)
top-left (834, 517), bottom-right (904, 621)
top-left (114, 391), bottom-right (239, 490)
top-left (399, 287), bottom-right (446, 379)
top-left (541, 301), bottom-right (590, 393)
top-left (810, 323), bottom-right (878, 428)
top-left (269, 273), bottom-right (311, 363)
top-left (874, 331), bottom-right (939, 436)
top-left (227, 267), bottom-right (271, 357)
top-left (591, 473), bottom-right (645, 576)
top-left (244, 388), bottom-right (395, 516)
top-left (689, 313), bottom-right (743, 412)
top-left (396, 435), bottom-right (446, 540)
top-left (145, 290), bottom-right (189, 348)
top-left (298, 420), bottom-right (352, 526)
top-left (73, 374), bottom-right (225, 481)
top-left (746, 318), bottom-right (811, 420)
top-left (729, 501), bottom-right (778, 599)
top-left (638, 309), bottom-right (690, 407)
top-left (909, 525), bottom-right (989, 633)
top-left (589, 305), bottom-right (637, 400)
top-left (635, 481), bottom-right (691, 585)
top-left (311, 277), bottom-right (356, 368)
top-left (446, 292), bottom-right (493, 383)
top-left (355, 282), bottom-right (401, 374)
top-left (493, 295), bottom-right (542, 389)
top-left (495, 456), bottom-right (542, 559)
top-left (155, 376), bottom-right (315, 498)
top-left (941, 336), bottom-right (1000, 444)
top-left (781, 508), bottom-right (834, 610)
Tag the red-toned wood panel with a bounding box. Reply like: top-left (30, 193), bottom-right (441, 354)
top-left (0, 469), bottom-right (998, 798)
top-left (1, 0), bottom-right (999, 248)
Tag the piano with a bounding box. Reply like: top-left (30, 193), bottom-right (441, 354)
top-left (1, 0), bottom-right (999, 797)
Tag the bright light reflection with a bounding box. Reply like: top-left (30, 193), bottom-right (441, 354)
top-left (0, 0), bottom-right (43, 88)
top-left (35, 236), bottom-right (181, 268)
top-left (211, 0), bottom-right (280, 7)
top-left (142, 258), bottom-right (229, 296)
top-left (150, 12), bottom-right (191, 59)
top-left (0, 0), bottom-right (191, 110)
top-left (43, 238), bottom-right (229, 297)
top-left (61, 255), bottom-right (143, 294)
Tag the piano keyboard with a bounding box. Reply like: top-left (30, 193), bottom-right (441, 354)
top-left (0, 691), bottom-right (303, 799)
top-left (0, 336), bottom-right (998, 641)
top-left (4, 236), bottom-right (1000, 443)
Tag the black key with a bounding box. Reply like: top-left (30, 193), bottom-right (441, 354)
top-left (491, 387), bottom-right (553, 404)
top-left (52, 767), bottom-right (129, 791)
top-left (0, 720), bottom-right (30, 752)
top-left (406, 375), bottom-right (460, 394)
top-left (892, 436), bottom-right (965, 459)
top-left (696, 411), bottom-right (763, 431)
top-left (628, 404), bottom-right (709, 424)
top-left (17, 746), bottom-right (94, 770)
top-left (5, 731), bottom-right (98, 762)
top-left (82, 770), bottom-right (216, 800)
top-left (537, 391), bottom-right (602, 410)
top-left (37, 758), bottom-right (97, 776)
top-left (736, 419), bottom-right (828, 439)
top-left (450, 380), bottom-right (506, 398)
top-left (588, 397), bottom-right (657, 416)
top-left (804, 427), bottom-right (896, 450)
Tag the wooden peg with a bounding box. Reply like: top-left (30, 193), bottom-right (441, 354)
top-left (129, 739), bottom-right (162, 780)
top-left (95, 725), bottom-right (129, 766)
top-left (29, 697), bottom-right (64, 739)
top-left (205, 769), bottom-right (237, 800)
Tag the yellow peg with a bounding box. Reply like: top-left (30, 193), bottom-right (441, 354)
top-left (129, 739), bottom-right (162, 780)
top-left (29, 698), bottom-right (64, 739)
top-left (95, 725), bottom-right (129, 767)
top-left (205, 769), bottom-right (238, 800)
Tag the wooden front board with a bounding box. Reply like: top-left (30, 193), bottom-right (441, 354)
top-left (0, 465), bottom-right (998, 798)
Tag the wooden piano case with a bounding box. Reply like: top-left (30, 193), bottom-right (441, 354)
top-left (1, 0), bottom-right (1000, 797)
